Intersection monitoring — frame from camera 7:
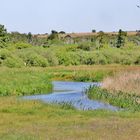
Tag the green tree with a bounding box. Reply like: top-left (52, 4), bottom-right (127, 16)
top-left (27, 32), bottom-right (32, 43)
top-left (92, 29), bottom-right (96, 33)
top-left (0, 24), bottom-right (8, 48)
top-left (59, 31), bottom-right (66, 34)
top-left (48, 30), bottom-right (59, 40)
top-left (116, 29), bottom-right (126, 48)
top-left (97, 31), bottom-right (105, 49)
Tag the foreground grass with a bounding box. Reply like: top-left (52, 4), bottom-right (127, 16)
top-left (0, 66), bottom-right (140, 139)
top-left (0, 97), bottom-right (140, 140)
top-left (0, 67), bottom-right (52, 96)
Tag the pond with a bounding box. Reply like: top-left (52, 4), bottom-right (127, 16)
top-left (23, 81), bottom-right (119, 111)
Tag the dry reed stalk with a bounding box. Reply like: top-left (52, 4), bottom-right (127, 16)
top-left (102, 70), bottom-right (140, 96)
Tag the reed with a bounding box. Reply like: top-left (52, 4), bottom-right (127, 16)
top-left (102, 71), bottom-right (140, 96)
top-left (86, 70), bottom-right (140, 111)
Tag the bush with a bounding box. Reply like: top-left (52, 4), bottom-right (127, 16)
top-left (42, 51), bottom-right (59, 66)
top-left (3, 56), bottom-right (24, 68)
top-left (77, 42), bottom-right (93, 51)
top-left (0, 49), bottom-right (24, 68)
top-left (23, 53), bottom-right (49, 67)
top-left (0, 40), bottom-right (8, 48)
top-left (14, 42), bottom-right (32, 49)
top-left (57, 52), bottom-right (81, 66)
top-left (0, 49), bottom-right (12, 60)
top-left (135, 56), bottom-right (140, 64)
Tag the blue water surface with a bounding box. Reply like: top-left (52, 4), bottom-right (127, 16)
top-left (23, 81), bottom-right (119, 111)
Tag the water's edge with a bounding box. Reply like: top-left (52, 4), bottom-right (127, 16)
top-left (23, 81), bottom-right (119, 111)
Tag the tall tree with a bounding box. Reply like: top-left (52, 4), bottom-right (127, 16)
top-left (27, 32), bottom-right (32, 43)
top-left (48, 30), bottom-right (59, 40)
top-left (116, 29), bottom-right (126, 48)
top-left (0, 24), bottom-right (8, 48)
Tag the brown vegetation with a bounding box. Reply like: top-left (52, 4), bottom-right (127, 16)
top-left (102, 70), bottom-right (140, 96)
top-left (36, 31), bottom-right (137, 39)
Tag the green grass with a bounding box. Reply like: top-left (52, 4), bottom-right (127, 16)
top-left (0, 66), bottom-right (140, 139)
top-left (85, 70), bottom-right (140, 111)
top-left (1, 65), bottom-right (138, 97)
top-left (48, 68), bottom-right (113, 82)
top-left (47, 65), bottom-right (140, 82)
top-left (86, 86), bottom-right (140, 111)
top-left (0, 67), bottom-right (52, 96)
top-left (0, 97), bottom-right (140, 140)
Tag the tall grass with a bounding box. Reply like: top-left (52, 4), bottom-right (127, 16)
top-left (47, 65), bottom-right (140, 82)
top-left (102, 71), bottom-right (140, 96)
top-left (87, 70), bottom-right (140, 111)
top-left (0, 97), bottom-right (140, 140)
top-left (87, 87), bottom-right (140, 111)
top-left (0, 68), bottom-right (52, 96)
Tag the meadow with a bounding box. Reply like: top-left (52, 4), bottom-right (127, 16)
top-left (0, 68), bottom-right (52, 96)
top-left (0, 26), bottom-right (140, 139)
top-left (0, 66), bottom-right (139, 140)
top-left (0, 97), bottom-right (140, 140)
top-left (0, 65), bottom-right (139, 97)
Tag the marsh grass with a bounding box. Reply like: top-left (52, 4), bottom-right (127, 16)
top-left (47, 65), bottom-right (140, 82)
top-left (87, 70), bottom-right (140, 111)
top-left (0, 97), bottom-right (140, 140)
top-left (87, 86), bottom-right (140, 111)
top-left (0, 67), bottom-right (52, 96)
top-left (0, 66), bottom-right (140, 139)
top-left (102, 71), bottom-right (140, 96)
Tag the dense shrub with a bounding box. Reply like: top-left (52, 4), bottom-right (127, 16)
top-left (42, 51), bottom-right (59, 66)
top-left (0, 49), bottom-right (12, 60)
top-left (57, 52), bottom-right (81, 66)
top-left (3, 56), bottom-right (23, 68)
top-left (0, 49), bottom-right (24, 68)
top-left (135, 56), bottom-right (140, 64)
top-left (77, 42), bottom-right (93, 51)
top-left (14, 42), bottom-right (32, 49)
top-left (22, 53), bottom-right (49, 67)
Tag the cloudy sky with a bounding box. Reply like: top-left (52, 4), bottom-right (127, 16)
top-left (1, 0), bottom-right (140, 34)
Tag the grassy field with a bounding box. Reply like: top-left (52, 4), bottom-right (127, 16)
top-left (46, 65), bottom-right (140, 81)
top-left (0, 97), bottom-right (140, 140)
top-left (0, 65), bottom-right (140, 139)
top-left (0, 65), bottom-right (140, 96)
top-left (0, 67), bottom-right (52, 96)
top-left (1, 24), bottom-right (140, 139)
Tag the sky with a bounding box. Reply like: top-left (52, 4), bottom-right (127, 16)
top-left (0, 0), bottom-right (140, 34)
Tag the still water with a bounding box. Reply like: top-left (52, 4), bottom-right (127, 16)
top-left (23, 81), bottom-right (119, 111)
